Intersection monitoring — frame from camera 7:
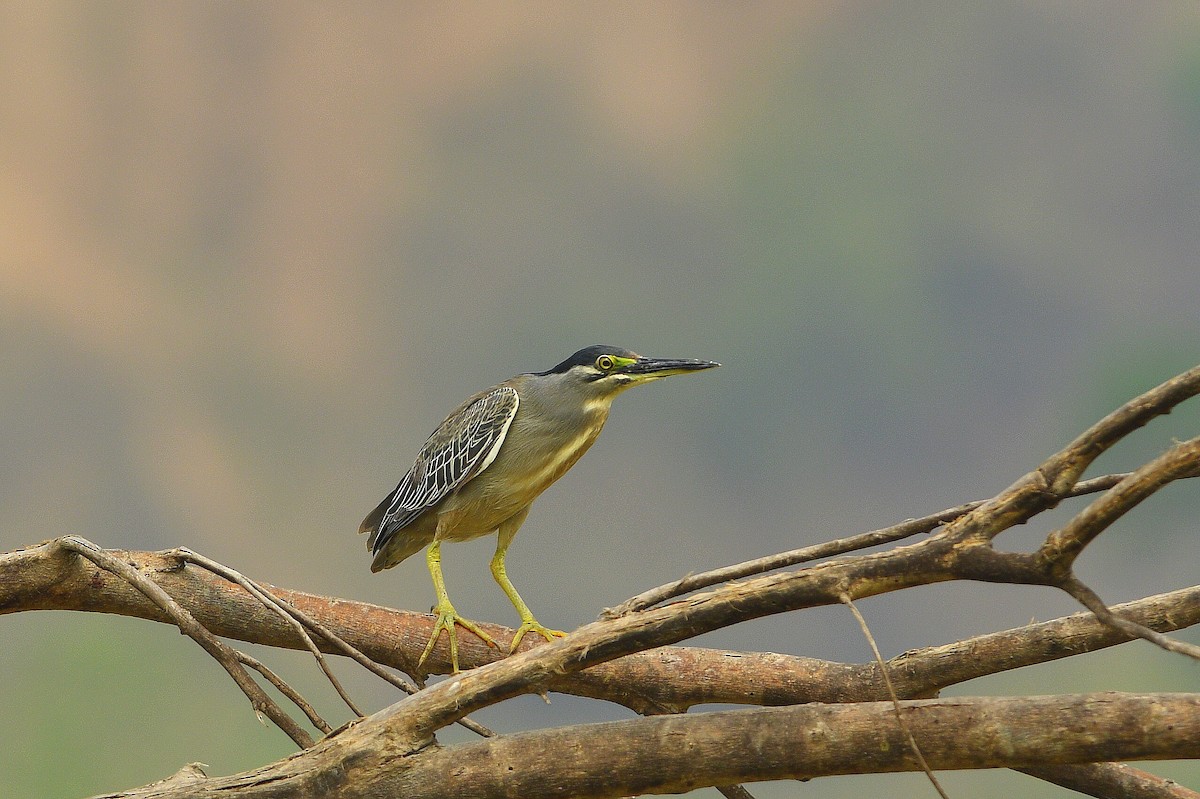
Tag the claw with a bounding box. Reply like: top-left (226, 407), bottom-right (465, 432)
top-left (509, 619), bottom-right (567, 652)
top-left (417, 604), bottom-right (498, 674)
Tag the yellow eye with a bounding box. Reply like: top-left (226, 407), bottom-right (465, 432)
top-left (595, 354), bottom-right (615, 371)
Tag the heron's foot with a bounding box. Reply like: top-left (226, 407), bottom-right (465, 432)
top-left (509, 617), bottom-right (567, 653)
top-left (417, 604), bottom-right (498, 674)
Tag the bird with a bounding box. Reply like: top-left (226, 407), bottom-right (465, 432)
top-left (359, 344), bottom-right (719, 673)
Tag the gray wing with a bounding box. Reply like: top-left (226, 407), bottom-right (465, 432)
top-left (366, 386), bottom-right (519, 555)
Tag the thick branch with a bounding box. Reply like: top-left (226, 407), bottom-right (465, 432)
top-left (2, 539), bottom-right (830, 713)
top-left (93, 693), bottom-right (1200, 799)
top-left (9, 535), bottom-right (969, 751)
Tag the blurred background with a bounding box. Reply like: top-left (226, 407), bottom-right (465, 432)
top-left (2, 3), bottom-right (1199, 797)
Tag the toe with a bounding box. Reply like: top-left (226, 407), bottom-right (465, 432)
top-left (509, 622), bottom-right (567, 652)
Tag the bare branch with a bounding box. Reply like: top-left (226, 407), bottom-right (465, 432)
top-left (170, 546), bottom-right (506, 741)
top-left (947, 364), bottom-right (1200, 545)
top-left (170, 547), bottom-right (365, 718)
top-left (6, 541), bottom-right (1199, 711)
top-left (605, 472), bottom-right (1130, 619)
top-left (1019, 763), bottom-right (1200, 799)
top-left (884, 585), bottom-right (1200, 699)
top-left (343, 541), bottom-right (968, 748)
top-left (234, 651), bottom-right (333, 735)
top-left (1038, 438), bottom-right (1200, 574)
top-left (91, 693), bottom-right (1200, 799)
top-left (55, 537), bottom-right (315, 748)
top-left (1062, 577), bottom-right (1200, 661)
top-left (1039, 363), bottom-right (1200, 492)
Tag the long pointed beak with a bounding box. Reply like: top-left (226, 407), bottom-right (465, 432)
top-left (622, 357), bottom-right (720, 381)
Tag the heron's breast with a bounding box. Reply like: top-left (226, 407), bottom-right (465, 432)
top-left (454, 424), bottom-right (599, 518)
top-left (510, 426), bottom-right (603, 494)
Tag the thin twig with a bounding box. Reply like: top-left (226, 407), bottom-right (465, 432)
top-left (841, 593), bottom-right (950, 799)
top-left (604, 472), bottom-right (1129, 619)
top-left (173, 551), bottom-right (419, 688)
top-left (235, 651), bottom-right (333, 735)
top-left (56, 536), bottom-right (314, 748)
top-left (166, 547), bottom-right (497, 739)
top-left (169, 548), bottom-right (365, 718)
top-left (1062, 577), bottom-right (1200, 662)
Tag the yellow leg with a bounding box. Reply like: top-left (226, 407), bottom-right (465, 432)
top-left (491, 523), bottom-right (566, 652)
top-left (418, 540), bottom-right (497, 674)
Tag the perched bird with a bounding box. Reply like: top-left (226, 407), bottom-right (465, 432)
top-left (360, 344), bottom-right (719, 672)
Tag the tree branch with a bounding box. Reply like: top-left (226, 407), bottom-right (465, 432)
top-left (5, 541), bottom-right (1199, 710)
top-left (882, 584), bottom-right (1200, 699)
top-left (946, 363), bottom-right (1200, 545)
top-left (1061, 577), bottom-right (1200, 661)
top-left (1039, 438), bottom-right (1200, 573)
top-left (1019, 764), bottom-right (1200, 799)
top-left (604, 471), bottom-right (1130, 619)
top-left (89, 693), bottom-right (1200, 799)
top-left (171, 547), bottom-right (366, 718)
top-left (55, 536), bottom-right (315, 748)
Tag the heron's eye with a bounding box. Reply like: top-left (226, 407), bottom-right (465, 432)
top-left (595, 354), bottom-right (615, 371)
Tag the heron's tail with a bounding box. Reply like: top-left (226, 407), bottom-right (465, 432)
top-left (358, 496), bottom-right (390, 551)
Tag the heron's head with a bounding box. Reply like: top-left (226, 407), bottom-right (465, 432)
top-left (534, 345), bottom-right (719, 405)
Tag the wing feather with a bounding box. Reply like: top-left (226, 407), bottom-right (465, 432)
top-left (367, 386), bottom-right (518, 554)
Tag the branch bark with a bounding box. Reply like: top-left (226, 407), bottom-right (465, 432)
top-left (5, 540), bottom-right (1199, 711)
top-left (604, 471), bottom-right (1131, 618)
top-left (89, 693), bottom-right (1200, 799)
